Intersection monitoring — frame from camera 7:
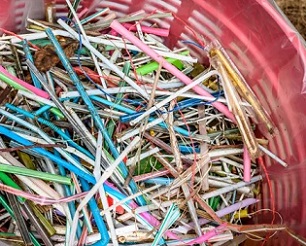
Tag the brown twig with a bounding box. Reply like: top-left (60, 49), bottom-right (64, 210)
top-left (0, 143), bottom-right (66, 152)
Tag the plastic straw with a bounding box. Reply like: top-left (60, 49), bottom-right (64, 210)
top-left (0, 66), bottom-right (49, 99)
top-left (122, 23), bottom-right (170, 37)
top-left (243, 145), bottom-right (251, 182)
top-left (0, 164), bottom-right (72, 185)
top-left (202, 175), bottom-right (262, 200)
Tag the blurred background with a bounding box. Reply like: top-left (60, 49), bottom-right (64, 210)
top-left (276, 0), bottom-right (306, 39)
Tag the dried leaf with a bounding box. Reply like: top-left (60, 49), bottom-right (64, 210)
top-left (34, 41), bottom-right (79, 72)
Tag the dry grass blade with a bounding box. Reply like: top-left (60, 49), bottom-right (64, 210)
top-left (198, 105), bottom-right (210, 191)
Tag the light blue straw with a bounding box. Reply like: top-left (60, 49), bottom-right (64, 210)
top-left (80, 179), bottom-right (110, 246)
top-left (22, 40), bottom-right (42, 89)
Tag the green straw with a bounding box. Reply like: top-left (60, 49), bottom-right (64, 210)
top-left (0, 164), bottom-right (72, 185)
top-left (209, 196), bottom-right (221, 211)
top-left (49, 107), bottom-right (65, 119)
top-left (136, 50), bottom-right (188, 75)
top-left (106, 62), bottom-right (130, 144)
top-left (0, 195), bottom-right (14, 215)
top-left (0, 72), bottom-right (28, 92)
top-left (0, 171), bottom-right (26, 202)
top-left (0, 232), bottom-right (16, 237)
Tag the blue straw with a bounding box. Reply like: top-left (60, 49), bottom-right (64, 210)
top-left (22, 40), bottom-right (42, 89)
top-left (179, 145), bottom-right (200, 154)
top-left (144, 177), bottom-right (174, 186)
top-left (80, 179), bottom-right (110, 246)
top-left (34, 104), bottom-right (54, 117)
top-left (22, 39), bottom-right (51, 120)
top-left (32, 97), bottom-right (70, 118)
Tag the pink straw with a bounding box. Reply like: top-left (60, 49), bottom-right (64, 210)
top-left (0, 183), bottom-right (86, 205)
top-left (123, 23), bottom-right (170, 37)
top-left (243, 145), bottom-right (251, 182)
top-left (110, 20), bottom-right (235, 122)
top-left (187, 223), bottom-right (227, 245)
top-left (0, 66), bottom-right (50, 99)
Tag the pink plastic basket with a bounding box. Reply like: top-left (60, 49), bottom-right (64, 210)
top-left (0, 0), bottom-right (306, 244)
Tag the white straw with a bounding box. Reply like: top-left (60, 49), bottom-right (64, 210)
top-left (129, 70), bottom-right (220, 126)
top-left (18, 90), bottom-right (57, 107)
top-left (94, 132), bottom-right (118, 246)
top-left (201, 175), bottom-right (262, 200)
top-left (60, 87), bottom-right (251, 107)
top-left (259, 145), bottom-right (288, 167)
top-left (117, 118), bottom-right (164, 143)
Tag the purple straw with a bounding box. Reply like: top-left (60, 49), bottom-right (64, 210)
top-left (172, 198), bottom-right (259, 234)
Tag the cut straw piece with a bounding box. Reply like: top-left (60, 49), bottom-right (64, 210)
top-left (259, 145), bottom-right (288, 167)
top-left (198, 105), bottom-right (210, 191)
top-left (243, 145), bottom-right (251, 182)
top-left (80, 8), bottom-right (110, 25)
top-left (187, 223), bottom-right (227, 245)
